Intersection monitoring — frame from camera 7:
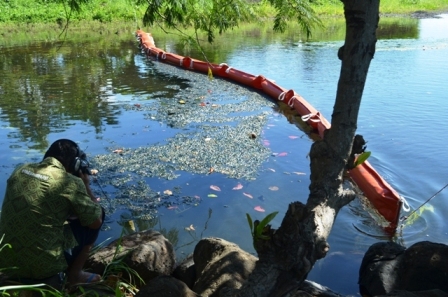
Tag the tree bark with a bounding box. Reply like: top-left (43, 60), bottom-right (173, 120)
top-left (222, 1), bottom-right (380, 296)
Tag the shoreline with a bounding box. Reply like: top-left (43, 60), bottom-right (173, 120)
top-left (0, 8), bottom-right (447, 46)
top-left (383, 8), bottom-right (448, 19)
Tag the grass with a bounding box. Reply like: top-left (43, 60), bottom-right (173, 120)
top-left (0, 20), bottom-right (139, 46)
top-left (380, 0), bottom-right (448, 14)
top-left (0, 231), bottom-right (141, 297)
top-left (0, 212), bottom-right (212, 296)
top-left (0, 0), bottom-right (145, 24)
top-left (0, 0), bottom-right (447, 26)
top-left (311, 0), bottom-right (448, 15)
top-left (0, 0), bottom-right (447, 47)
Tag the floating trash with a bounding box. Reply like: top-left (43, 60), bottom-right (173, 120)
top-left (232, 183), bottom-right (243, 190)
top-left (254, 206), bottom-right (266, 212)
top-left (89, 60), bottom-right (277, 221)
top-left (210, 185), bottom-right (221, 191)
top-left (243, 192), bottom-right (253, 199)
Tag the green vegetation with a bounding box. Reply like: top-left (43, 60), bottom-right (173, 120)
top-left (0, 214), bottom-right (211, 296)
top-left (380, 0), bottom-right (448, 14)
top-left (312, 0), bottom-right (448, 15)
top-left (0, 230), bottom-right (142, 297)
top-left (0, 0), bottom-right (447, 26)
top-left (246, 211), bottom-right (278, 249)
top-left (0, 0), bottom-right (144, 24)
top-left (0, 0), bottom-right (446, 47)
top-left (0, 0), bottom-right (445, 48)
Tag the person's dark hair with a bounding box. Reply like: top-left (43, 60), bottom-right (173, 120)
top-left (43, 139), bottom-right (79, 171)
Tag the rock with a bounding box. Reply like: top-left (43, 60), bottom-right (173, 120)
top-left (396, 241), bottom-right (448, 292)
top-left (359, 241), bottom-right (406, 296)
top-left (86, 230), bottom-right (176, 285)
top-left (135, 275), bottom-right (198, 297)
top-left (359, 241), bottom-right (448, 296)
top-left (293, 280), bottom-right (345, 297)
top-left (172, 253), bottom-right (196, 289)
top-left (379, 289), bottom-right (448, 297)
top-left (192, 237), bottom-right (258, 297)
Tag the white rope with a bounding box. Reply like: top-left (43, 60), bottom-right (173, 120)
top-left (400, 196), bottom-right (411, 212)
top-left (278, 91), bottom-right (296, 107)
top-left (286, 95), bottom-right (297, 108)
top-left (225, 66), bottom-right (233, 74)
top-left (301, 113), bottom-right (321, 123)
top-left (301, 113), bottom-right (313, 122)
top-left (278, 91), bottom-right (287, 101)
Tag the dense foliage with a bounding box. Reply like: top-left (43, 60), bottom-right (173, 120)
top-left (1, 0), bottom-right (447, 26)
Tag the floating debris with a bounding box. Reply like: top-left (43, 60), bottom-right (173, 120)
top-left (243, 192), bottom-right (253, 199)
top-left (90, 61), bottom-right (277, 221)
top-left (232, 183), bottom-right (243, 190)
top-left (254, 206), bottom-right (265, 212)
top-left (210, 185), bottom-right (221, 191)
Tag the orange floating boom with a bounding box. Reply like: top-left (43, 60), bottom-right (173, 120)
top-left (135, 30), bottom-right (403, 233)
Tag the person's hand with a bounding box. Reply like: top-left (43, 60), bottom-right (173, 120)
top-left (78, 170), bottom-right (90, 186)
top-left (77, 170), bottom-right (100, 203)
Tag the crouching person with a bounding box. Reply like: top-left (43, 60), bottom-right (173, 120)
top-left (0, 139), bottom-right (104, 289)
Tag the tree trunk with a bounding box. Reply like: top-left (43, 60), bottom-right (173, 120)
top-left (223, 1), bottom-right (380, 296)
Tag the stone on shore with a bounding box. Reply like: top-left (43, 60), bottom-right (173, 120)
top-left (86, 230), bottom-right (176, 285)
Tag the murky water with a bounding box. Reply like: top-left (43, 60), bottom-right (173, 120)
top-left (1, 15), bottom-right (448, 295)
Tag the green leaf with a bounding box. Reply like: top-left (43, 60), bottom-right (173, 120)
top-left (254, 211), bottom-right (278, 238)
top-left (246, 213), bottom-right (254, 234)
top-left (0, 284), bottom-right (45, 290)
top-left (207, 67), bottom-right (214, 80)
top-left (355, 151), bottom-right (371, 167)
top-left (255, 211), bottom-right (278, 233)
top-left (259, 211), bottom-right (279, 228)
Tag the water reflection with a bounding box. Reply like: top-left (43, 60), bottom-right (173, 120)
top-left (0, 40), bottom-right (189, 150)
top-left (377, 18), bottom-right (418, 39)
top-left (0, 17), bottom-right (423, 152)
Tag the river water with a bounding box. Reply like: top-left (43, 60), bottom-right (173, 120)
top-left (1, 14), bottom-right (447, 295)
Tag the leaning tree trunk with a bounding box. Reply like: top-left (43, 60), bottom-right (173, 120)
top-left (222, 1), bottom-right (380, 296)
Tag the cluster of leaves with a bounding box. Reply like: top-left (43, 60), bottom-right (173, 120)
top-left (137, 0), bottom-right (256, 43)
top-left (266, 0), bottom-right (323, 37)
top-left (135, 0), bottom-right (325, 43)
top-left (246, 211), bottom-right (278, 249)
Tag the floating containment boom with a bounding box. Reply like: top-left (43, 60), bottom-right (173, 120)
top-left (135, 30), bottom-right (403, 233)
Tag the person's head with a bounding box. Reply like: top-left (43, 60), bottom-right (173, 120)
top-left (43, 139), bottom-right (85, 174)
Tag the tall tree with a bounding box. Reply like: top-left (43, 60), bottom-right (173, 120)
top-left (221, 0), bottom-right (381, 295)
top-left (65, 0), bottom-right (380, 294)
top-left (139, 0), bottom-right (381, 295)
